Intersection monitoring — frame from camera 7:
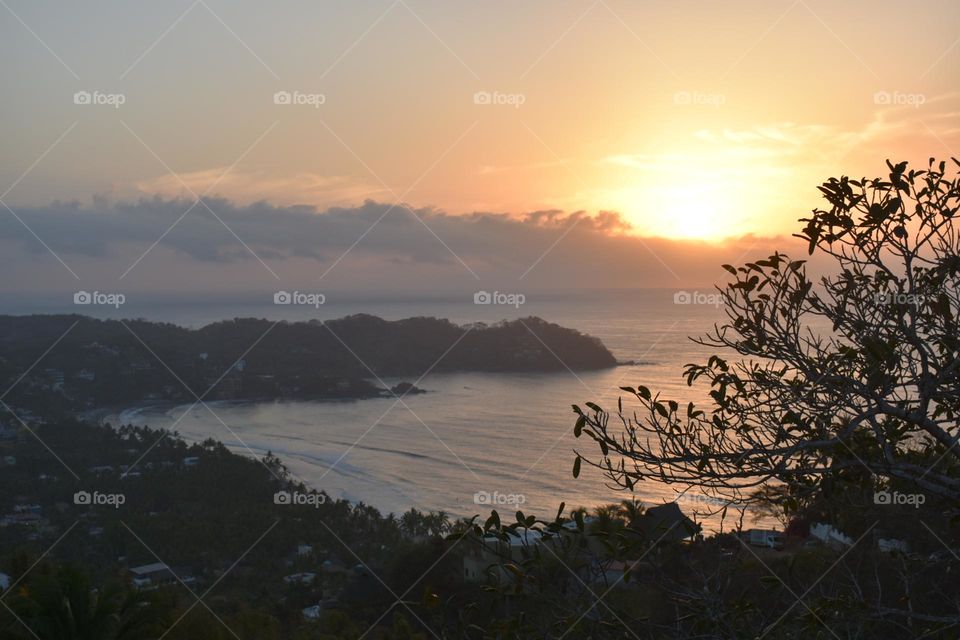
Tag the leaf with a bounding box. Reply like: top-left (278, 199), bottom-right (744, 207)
top-left (573, 456), bottom-right (582, 478)
top-left (505, 563), bottom-right (524, 578)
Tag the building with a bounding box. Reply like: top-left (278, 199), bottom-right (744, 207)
top-left (809, 523), bottom-right (853, 550)
top-left (128, 562), bottom-right (177, 589)
top-left (463, 528), bottom-right (544, 582)
top-left (632, 503), bottom-right (701, 541)
top-left (283, 572), bottom-right (317, 585)
top-left (877, 537), bottom-right (909, 554)
top-left (744, 529), bottom-right (784, 549)
top-left (43, 368), bottom-right (65, 390)
top-left (87, 465), bottom-right (114, 474)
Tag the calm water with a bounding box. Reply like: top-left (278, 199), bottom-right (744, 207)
top-left (86, 289), bottom-right (763, 530)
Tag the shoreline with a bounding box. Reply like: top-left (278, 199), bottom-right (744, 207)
top-left (85, 395), bottom-right (766, 533)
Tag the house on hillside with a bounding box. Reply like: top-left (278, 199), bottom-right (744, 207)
top-left (302, 598), bottom-right (340, 621)
top-left (809, 523), bottom-right (853, 550)
top-left (283, 572), bottom-right (316, 586)
top-left (463, 528), bottom-right (545, 583)
top-left (128, 562), bottom-right (177, 589)
top-left (631, 503), bottom-right (701, 541)
top-left (463, 522), bottom-right (606, 585)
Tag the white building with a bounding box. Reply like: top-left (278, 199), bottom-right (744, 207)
top-left (810, 523), bottom-right (853, 549)
top-left (128, 562), bottom-right (176, 589)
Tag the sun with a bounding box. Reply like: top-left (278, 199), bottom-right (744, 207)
top-left (649, 184), bottom-right (729, 240)
top-left (608, 179), bottom-right (740, 241)
top-left (602, 146), bottom-right (761, 241)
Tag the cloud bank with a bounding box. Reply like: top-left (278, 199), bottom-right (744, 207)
top-left (0, 197), bottom-right (818, 294)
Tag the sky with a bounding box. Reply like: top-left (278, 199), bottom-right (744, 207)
top-left (1, 0), bottom-right (958, 295)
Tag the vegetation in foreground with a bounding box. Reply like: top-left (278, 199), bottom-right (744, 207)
top-left (1, 158), bottom-right (958, 638)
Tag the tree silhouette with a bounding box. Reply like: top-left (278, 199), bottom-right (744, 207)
top-left (1, 567), bottom-right (168, 640)
top-left (575, 158), bottom-right (960, 506)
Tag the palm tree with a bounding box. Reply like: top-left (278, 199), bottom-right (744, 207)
top-left (590, 503), bottom-right (622, 535)
top-left (400, 508), bottom-right (426, 538)
top-left (427, 511), bottom-right (450, 537)
top-left (616, 498), bottom-right (645, 524)
top-left (1, 567), bottom-right (168, 640)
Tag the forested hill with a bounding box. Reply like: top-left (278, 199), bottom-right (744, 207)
top-left (0, 314), bottom-right (616, 408)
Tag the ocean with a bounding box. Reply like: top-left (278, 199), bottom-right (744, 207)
top-left (16, 288), bottom-right (766, 531)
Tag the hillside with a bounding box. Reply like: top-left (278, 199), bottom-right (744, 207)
top-left (0, 314), bottom-right (616, 411)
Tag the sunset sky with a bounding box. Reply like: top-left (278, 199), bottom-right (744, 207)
top-left (1, 0), bottom-right (958, 293)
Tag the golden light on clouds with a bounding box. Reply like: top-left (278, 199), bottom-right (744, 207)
top-left (2, 0), bottom-right (959, 250)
